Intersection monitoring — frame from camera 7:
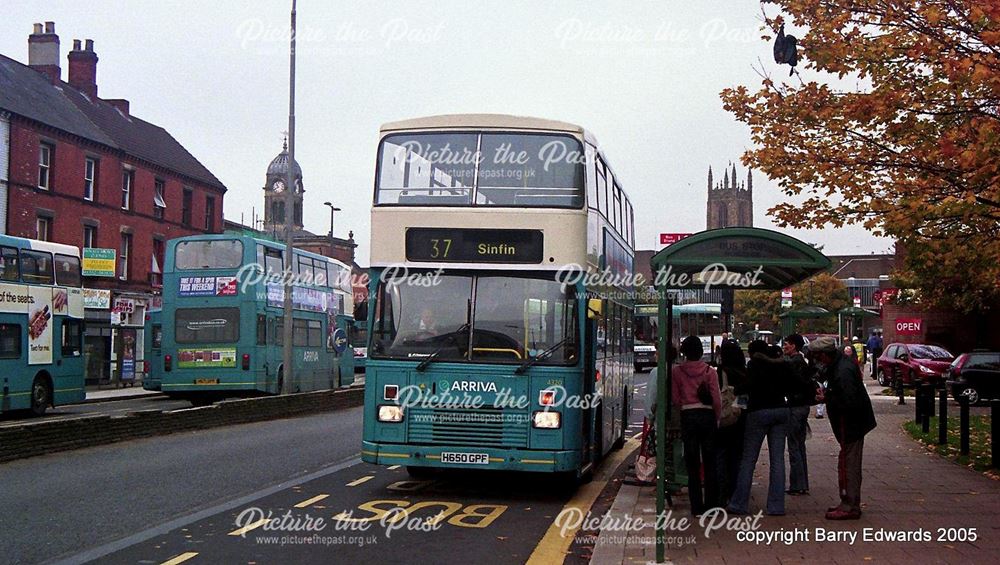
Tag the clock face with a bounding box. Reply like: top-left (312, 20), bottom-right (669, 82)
top-left (272, 180), bottom-right (285, 193)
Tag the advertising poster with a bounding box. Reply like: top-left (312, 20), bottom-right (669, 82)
top-left (120, 328), bottom-right (136, 381)
top-left (27, 286), bottom-right (53, 365)
top-left (216, 276), bottom-right (238, 296)
top-left (178, 276), bottom-right (217, 297)
top-left (177, 348), bottom-right (237, 369)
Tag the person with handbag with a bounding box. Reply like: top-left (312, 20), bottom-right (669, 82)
top-left (715, 339), bottom-right (749, 503)
top-left (671, 335), bottom-right (722, 516)
top-left (727, 340), bottom-right (792, 516)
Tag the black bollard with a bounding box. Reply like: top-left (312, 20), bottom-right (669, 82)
top-left (960, 395), bottom-right (970, 456)
top-left (938, 388), bottom-right (948, 445)
top-left (993, 401), bottom-right (999, 469)
top-left (915, 384), bottom-right (924, 425)
top-left (896, 373), bottom-right (905, 405)
top-left (921, 385), bottom-right (931, 434)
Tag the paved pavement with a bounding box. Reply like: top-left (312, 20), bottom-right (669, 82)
top-left (84, 385), bottom-right (160, 402)
top-left (591, 383), bottom-right (1000, 564)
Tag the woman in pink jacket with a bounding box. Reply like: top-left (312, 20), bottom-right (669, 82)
top-left (671, 335), bottom-right (722, 515)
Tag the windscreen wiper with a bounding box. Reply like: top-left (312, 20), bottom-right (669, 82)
top-left (415, 323), bottom-right (470, 372)
top-left (514, 337), bottom-right (570, 375)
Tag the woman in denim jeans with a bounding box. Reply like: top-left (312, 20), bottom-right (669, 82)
top-left (671, 336), bottom-right (722, 516)
top-left (727, 340), bottom-right (792, 516)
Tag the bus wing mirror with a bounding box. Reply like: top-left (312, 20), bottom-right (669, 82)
top-left (587, 298), bottom-right (603, 320)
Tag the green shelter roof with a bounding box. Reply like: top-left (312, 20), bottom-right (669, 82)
top-left (650, 227), bottom-right (832, 291)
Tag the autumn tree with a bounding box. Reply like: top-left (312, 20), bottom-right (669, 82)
top-left (721, 1), bottom-right (1000, 314)
top-left (735, 272), bottom-right (848, 333)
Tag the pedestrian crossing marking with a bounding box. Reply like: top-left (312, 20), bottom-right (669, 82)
top-left (347, 475), bottom-right (375, 487)
top-left (161, 552), bottom-right (199, 565)
top-left (294, 494), bottom-right (329, 508)
top-left (227, 518), bottom-right (270, 537)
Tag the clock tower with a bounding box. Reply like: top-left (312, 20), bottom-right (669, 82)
top-left (263, 137), bottom-right (304, 233)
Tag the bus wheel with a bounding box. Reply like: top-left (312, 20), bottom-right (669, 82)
top-left (406, 466), bottom-right (434, 478)
top-left (30, 376), bottom-right (51, 417)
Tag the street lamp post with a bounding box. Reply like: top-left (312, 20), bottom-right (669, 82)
top-left (323, 201), bottom-right (341, 252)
top-left (281, 0), bottom-right (297, 395)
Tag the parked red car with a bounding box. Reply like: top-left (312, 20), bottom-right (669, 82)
top-left (877, 343), bottom-right (954, 387)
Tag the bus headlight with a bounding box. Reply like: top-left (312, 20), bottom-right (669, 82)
top-left (533, 411), bottom-right (561, 429)
top-left (378, 405), bottom-right (404, 423)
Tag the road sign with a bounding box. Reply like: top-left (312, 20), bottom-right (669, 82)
top-left (659, 233), bottom-right (692, 246)
top-left (853, 296), bottom-right (861, 308)
top-left (781, 288), bottom-right (793, 299)
top-left (332, 327), bottom-right (348, 354)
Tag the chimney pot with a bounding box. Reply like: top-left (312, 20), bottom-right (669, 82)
top-left (28, 22), bottom-right (61, 84)
top-left (68, 39), bottom-right (98, 98)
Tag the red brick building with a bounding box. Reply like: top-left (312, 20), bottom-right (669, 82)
top-left (0, 23), bottom-right (226, 383)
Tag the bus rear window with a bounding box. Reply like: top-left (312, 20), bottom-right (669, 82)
top-left (175, 240), bottom-right (244, 270)
top-left (175, 308), bottom-right (240, 344)
top-left (55, 254), bottom-right (82, 287)
top-left (20, 250), bottom-right (54, 285)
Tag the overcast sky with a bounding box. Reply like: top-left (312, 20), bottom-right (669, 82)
top-left (4, 1), bottom-right (891, 262)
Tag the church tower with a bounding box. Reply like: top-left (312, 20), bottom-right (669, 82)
top-left (706, 161), bottom-right (753, 229)
top-left (263, 138), bottom-right (304, 234)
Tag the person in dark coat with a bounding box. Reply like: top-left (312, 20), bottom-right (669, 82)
top-left (807, 336), bottom-right (877, 520)
top-left (715, 339), bottom-right (749, 502)
top-left (727, 340), bottom-right (792, 516)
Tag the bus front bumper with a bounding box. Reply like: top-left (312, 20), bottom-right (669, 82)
top-left (361, 441), bottom-right (580, 472)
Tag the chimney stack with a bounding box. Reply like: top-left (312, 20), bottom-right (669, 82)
top-left (28, 22), bottom-right (61, 84)
top-left (68, 38), bottom-right (98, 99)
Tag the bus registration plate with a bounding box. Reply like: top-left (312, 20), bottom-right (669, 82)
top-left (195, 378), bottom-right (219, 385)
top-left (440, 452), bottom-right (489, 465)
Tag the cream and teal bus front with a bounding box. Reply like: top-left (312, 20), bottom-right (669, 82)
top-left (362, 272), bottom-right (593, 473)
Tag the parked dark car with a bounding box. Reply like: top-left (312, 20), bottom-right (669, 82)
top-left (877, 343), bottom-right (954, 387)
top-left (947, 351), bottom-right (1000, 404)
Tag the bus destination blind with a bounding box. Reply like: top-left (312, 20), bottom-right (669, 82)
top-left (405, 228), bottom-right (544, 263)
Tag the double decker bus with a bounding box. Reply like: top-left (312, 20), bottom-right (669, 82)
top-left (362, 115), bottom-right (635, 477)
top-left (0, 236), bottom-right (84, 416)
top-left (160, 234), bottom-right (355, 405)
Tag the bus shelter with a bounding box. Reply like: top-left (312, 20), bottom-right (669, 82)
top-left (779, 305), bottom-right (834, 337)
top-left (648, 227), bottom-right (831, 563)
top-left (837, 306), bottom-right (880, 343)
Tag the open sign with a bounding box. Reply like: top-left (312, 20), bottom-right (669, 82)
top-left (895, 318), bottom-right (922, 335)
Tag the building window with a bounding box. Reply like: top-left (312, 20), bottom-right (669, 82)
top-left (153, 180), bottom-right (166, 219)
top-left (36, 216), bottom-right (52, 241)
top-left (119, 232), bottom-right (132, 280)
top-left (38, 143), bottom-right (53, 190)
top-left (121, 170), bottom-right (134, 210)
top-left (182, 188), bottom-right (193, 225)
top-left (294, 202), bottom-right (302, 227)
top-left (205, 196), bottom-right (216, 232)
top-left (151, 238), bottom-right (165, 287)
top-left (84, 158), bottom-right (97, 201)
top-left (83, 225), bottom-right (97, 248)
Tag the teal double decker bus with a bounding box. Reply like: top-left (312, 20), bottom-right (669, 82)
top-left (160, 235), bottom-right (355, 405)
top-left (362, 115), bottom-right (635, 477)
top-left (0, 236), bottom-right (84, 416)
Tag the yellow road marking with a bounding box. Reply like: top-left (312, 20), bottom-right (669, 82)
top-left (161, 551), bottom-right (199, 565)
top-left (387, 465), bottom-right (400, 470)
top-left (294, 494), bottom-right (329, 508)
top-left (347, 476), bottom-right (374, 487)
top-left (227, 518), bottom-right (270, 537)
top-left (525, 438), bottom-right (641, 565)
